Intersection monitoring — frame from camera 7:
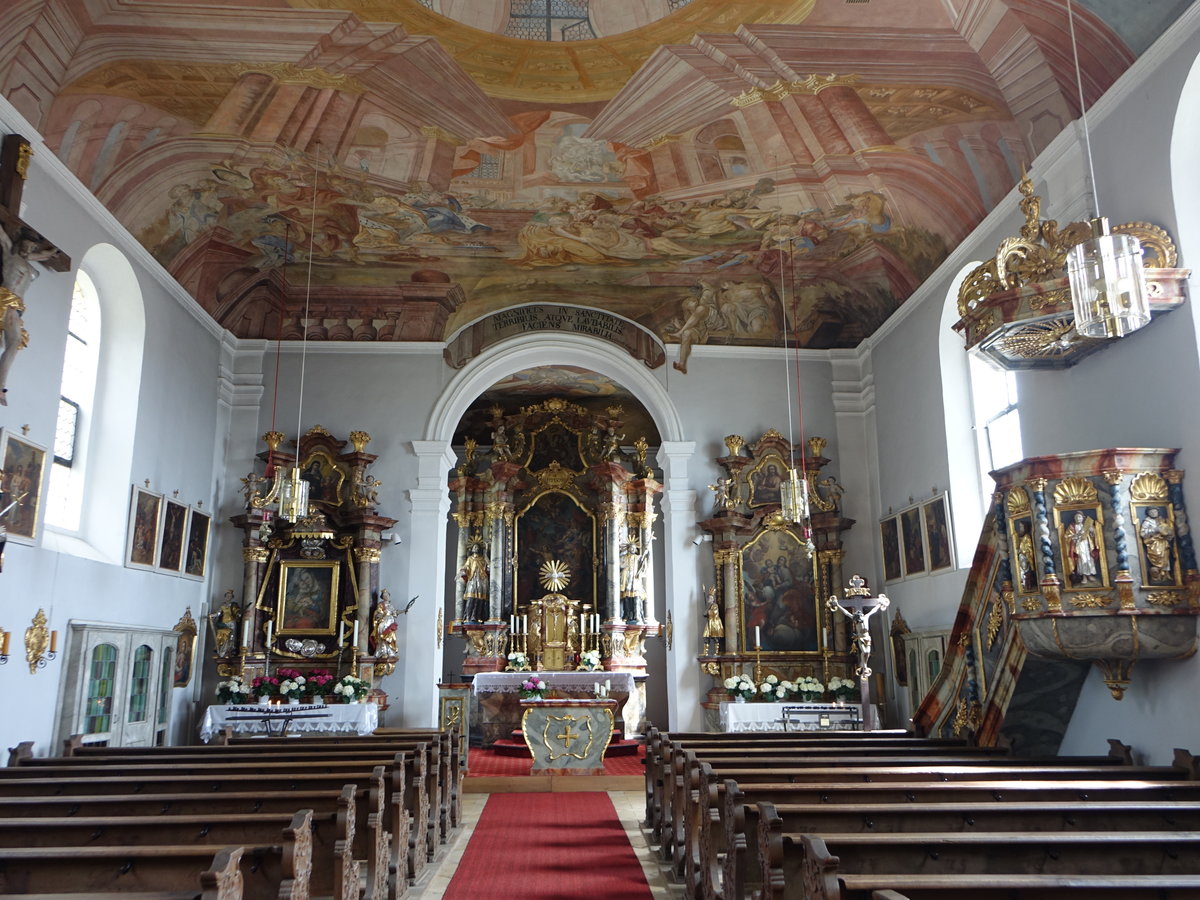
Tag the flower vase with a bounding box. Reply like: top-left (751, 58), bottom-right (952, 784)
top-left (258, 696), bottom-right (270, 706)
top-left (287, 697), bottom-right (300, 706)
top-left (734, 695), bottom-right (746, 704)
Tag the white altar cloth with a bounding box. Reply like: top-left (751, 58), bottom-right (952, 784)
top-left (472, 671), bottom-right (635, 695)
top-left (200, 702), bottom-right (378, 743)
top-left (720, 701), bottom-right (875, 733)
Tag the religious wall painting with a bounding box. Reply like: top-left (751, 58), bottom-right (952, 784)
top-left (299, 449), bottom-right (346, 508)
top-left (747, 454), bottom-right (788, 508)
top-left (172, 607), bottom-right (198, 688)
top-left (277, 560), bottom-right (340, 635)
top-left (900, 506), bottom-right (927, 577)
top-left (1132, 502), bottom-right (1181, 588)
top-left (879, 515), bottom-right (902, 583)
top-left (0, 429), bottom-right (47, 544)
top-left (526, 421), bottom-right (585, 473)
top-left (126, 485), bottom-right (163, 570)
top-left (739, 527), bottom-right (818, 653)
top-left (182, 508), bottom-right (211, 581)
top-left (157, 499), bottom-right (188, 573)
top-left (922, 493), bottom-right (955, 572)
top-left (515, 490), bottom-right (596, 611)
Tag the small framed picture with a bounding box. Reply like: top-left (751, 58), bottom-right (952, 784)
top-left (277, 560), bottom-right (341, 636)
top-left (0, 429), bottom-right (49, 545)
top-left (182, 508), bottom-right (211, 580)
top-left (900, 506), bottom-right (927, 577)
top-left (157, 499), bottom-right (189, 573)
top-left (126, 485), bottom-right (163, 570)
top-left (172, 608), bottom-right (198, 688)
top-left (922, 493), bottom-right (955, 572)
top-left (879, 516), bottom-right (903, 583)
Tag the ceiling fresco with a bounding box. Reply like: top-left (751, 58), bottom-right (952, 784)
top-left (1, 0), bottom-right (1191, 359)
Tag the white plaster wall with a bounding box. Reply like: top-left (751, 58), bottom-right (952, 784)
top-left (0, 101), bottom-right (225, 756)
top-left (863, 9), bottom-right (1200, 763)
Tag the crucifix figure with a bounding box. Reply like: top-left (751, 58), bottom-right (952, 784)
top-left (826, 574), bottom-right (890, 731)
top-left (0, 134), bottom-right (70, 406)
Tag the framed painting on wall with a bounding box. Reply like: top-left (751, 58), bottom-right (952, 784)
top-left (298, 449), bottom-right (346, 508)
top-left (277, 560), bottom-right (340, 636)
top-left (182, 508), bottom-right (211, 580)
top-left (126, 486), bottom-right (163, 570)
top-left (879, 515), bottom-right (903, 583)
top-left (157, 499), bottom-right (188, 573)
top-left (0, 429), bottom-right (48, 544)
top-left (922, 493), bottom-right (955, 572)
top-left (746, 454), bottom-right (788, 508)
top-left (739, 526), bottom-right (819, 653)
top-left (900, 506), bottom-right (927, 577)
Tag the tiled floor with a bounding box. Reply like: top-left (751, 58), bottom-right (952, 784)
top-left (415, 791), bottom-right (683, 898)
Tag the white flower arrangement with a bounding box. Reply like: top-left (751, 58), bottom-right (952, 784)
top-left (578, 649), bottom-right (602, 671)
top-left (795, 676), bottom-right (825, 700)
top-left (332, 674), bottom-right (370, 703)
top-left (723, 674), bottom-right (757, 701)
top-left (216, 675), bottom-right (250, 704)
top-left (828, 675), bottom-right (858, 701)
top-left (278, 676), bottom-right (306, 699)
top-left (506, 651), bottom-right (529, 671)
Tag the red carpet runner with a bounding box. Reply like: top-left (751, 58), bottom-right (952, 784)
top-left (466, 746), bottom-right (644, 777)
top-left (443, 792), bottom-right (653, 900)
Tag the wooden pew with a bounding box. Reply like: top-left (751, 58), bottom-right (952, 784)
top-left (13, 747), bottom-right (421, 889)
top-left (863, 879), bottom-right (1200, 899)
top-left (0, 784), bottom-right (389, 900)
top-left (0, 809), bottom-right (311, 900)
top-left (756, 804), bottom-right (1200, 900)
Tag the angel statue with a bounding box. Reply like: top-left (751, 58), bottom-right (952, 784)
top-left (708, 476), bottom-right (737, 513)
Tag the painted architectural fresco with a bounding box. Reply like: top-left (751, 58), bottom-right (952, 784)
top-left (5, 0), bottom-right (1186, 349)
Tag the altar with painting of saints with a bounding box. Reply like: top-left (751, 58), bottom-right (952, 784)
top-left (447, 399), bottom-right (660, 744)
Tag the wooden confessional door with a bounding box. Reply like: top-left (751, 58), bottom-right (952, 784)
top-left (55, 624), bottom-right (175, 748)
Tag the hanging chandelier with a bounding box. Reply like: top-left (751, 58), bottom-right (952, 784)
top-left (1063, 0), bottom-right (1150, 339)
top-left (775, 229), bottom-right (814, 553)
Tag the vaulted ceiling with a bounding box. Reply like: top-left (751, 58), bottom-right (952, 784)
top-left (1, 0), bottom-right (1190, 361)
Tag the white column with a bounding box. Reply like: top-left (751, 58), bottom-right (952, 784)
top-left (395, 440), bottom-right (456, 727)
top-left (657, 440), bottom-right (703, 731)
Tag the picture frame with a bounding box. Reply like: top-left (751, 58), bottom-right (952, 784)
top-left (172, 608), bottom-right (198, 688)
top-left (126, 485), bottom-right (163, 570)
top-left (182, 508), bottom-right (211, 580)
top-left (157, 498), bottom-right (189, 573)
top-left (879, 515), bottom-right (903, 583)
top-left (900, 506), bottom-right (927, 577)
top-left (0, 429), bottom-right (49, 545)
top-left (738, 526), bottom-right (820, 653)
top-left (298, 449), bottom-right (347, 508)
top-left (746, 453), bottom-right (788, 509)
top-left (277, 560), bottom-right (340, 636)
top-left (922, 492), bottom-right (955, 572)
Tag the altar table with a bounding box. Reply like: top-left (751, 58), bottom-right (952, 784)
top-left (520, 698), bottom-right (617, 775)
top-left (719, 701), bottom-right (875, 733)
top-left (472, 671), bottom-right (641, 747)
top-left (200, 702), bottom-right (378, 743)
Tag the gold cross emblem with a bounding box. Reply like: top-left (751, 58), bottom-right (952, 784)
top-left (555, 723), bottom-right (580, 749)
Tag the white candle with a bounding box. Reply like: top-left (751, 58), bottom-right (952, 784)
top-left (338, 621), bottom-right (345, 647)
top-left (522, 615), bottom-right (527, 633)
top-left (755, 625), bottom-right (761, 649)
top-left (593, 614), bottom-right (599, 632)
top-left (605, 679), bottom-right (610, 691)
top-left (353, 621), bottom-right (360, 647)
top-left (243, 618), bottom-right (251, 647)
top-left (580, 613), bottom-right (585, 635)
top-left (265, 621), bottom-right (273, 648)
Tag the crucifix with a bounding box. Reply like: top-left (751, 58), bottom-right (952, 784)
top-left (826, 573), bottom-right (890, 731)
top-left (0, 133), bottom-right (71, 406)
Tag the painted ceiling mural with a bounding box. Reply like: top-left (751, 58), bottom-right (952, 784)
top-left (1, 0), bottom-right (1191, 358)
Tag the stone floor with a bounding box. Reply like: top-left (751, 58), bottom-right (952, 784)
top-left (414, 790), bottom-right (684, 898)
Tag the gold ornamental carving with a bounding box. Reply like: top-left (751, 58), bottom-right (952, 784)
top-left (24, 608), bottom-right (50, 674)
top-left (304, 424), bottom-right (333, 437)
top-left (1028, 477), bottom-right (1048, 493)
top-left (1069, 593), bottom-right (1113, 609)
top-left (243, 546), bottom-right (269, 563)
top-left (807, 436), bottom-right (827, 458)
top-left (436, 607), bottom-right (443, 648)
top-left (262, 431), bottom-right (285, 452)
top-left (1129, 472), bottom-right (1169, 502)
top-left (713, 549), bottom-right (739, 566)
top-left (1166, 470), bottom-right (1185, 485)
top-left (348, 431), bottom-right (371, 453)
top-left (1005, 488), bottom-right (1030, 517)
top-left (986, 598), bottom-right (1004, 648)
top-left (701, 661), bottom-right (720, 676)
top-left (724, 434), bottom-right (746, 456)
top-left (1021, 596), bottom-right (1043, 612)
top-left (353, 546), bottom-right (382, 564)
top-left (1146, 591), bottom-right (1184, 607)
top-left (1053, 476), bottom-right (1098, 506)
top-left (951, 698), bottom-right (982, 737)
top-left (16, 141), bottom-right (32, 179)
top-left (1115, 222), bottom-right (1177, 268)
top-left (533, 461), bottom-right (576, 490)
top-left (995, 317), bottom-right (1079, 360)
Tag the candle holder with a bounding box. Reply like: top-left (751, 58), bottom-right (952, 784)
top-left (24, 609), bottom-right (58, 674)
top-left (752, 645), bottom-right (764, 685)
top-left (826, 574), bottom-right (890, 731)
top-left (0, 627), bottom-right (10, 664)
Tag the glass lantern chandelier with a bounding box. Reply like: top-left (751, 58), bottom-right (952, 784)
top-left (1063, 0), bottom-right (1150, 340)
top-left (776, 232), bottom-right (815, 555)
top-left (249, 430), bottom-right (310, 523)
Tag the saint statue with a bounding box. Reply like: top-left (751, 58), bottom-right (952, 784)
top-left (1013, 520), bottom-right (1037, 592)
top-left (460, 540), bottom-right (490, 622)
top-left (372, 589), bottom-right (399, 658)
top-left (620, 538), bottom-right (649, 622)
top-left (1139, 508), bottom-right (1176, 583)
top-left (702, 584), bottom-right (723, 653)
top-left (1065, 511), bottom-right (1102, 586)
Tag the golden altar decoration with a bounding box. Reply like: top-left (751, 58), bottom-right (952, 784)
top-left (952, 174), bottom-right (1189, 369)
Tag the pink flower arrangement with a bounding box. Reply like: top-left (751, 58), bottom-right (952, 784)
top-left (305, 669), bottom-right (334, 698)
top-left (251, 675), bottom-right (280, 698)
top-left (519, 676), bottom-right (546, 699)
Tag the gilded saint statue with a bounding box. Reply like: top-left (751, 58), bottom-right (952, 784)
top-left (1139, 508), bottom-right (1176, 584)
top-left (702, 584), bottom-right (723, 654)
top-left (372, 589), bottom-right (399, 658)
top-left (459, 539), bottom-right (490, 622)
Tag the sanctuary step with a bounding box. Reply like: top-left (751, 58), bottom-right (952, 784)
top-left (493, 730), bottom-right (640, 758)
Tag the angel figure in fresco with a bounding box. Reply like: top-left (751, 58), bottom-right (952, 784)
top-left (1139, 508), bottom-right (1176, 583)
top-left (1065, 512), bottom-right (1102, 586)
top-left (670, 281), bottom-right (722, 374)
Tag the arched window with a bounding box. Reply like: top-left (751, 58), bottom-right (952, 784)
top-left (45, 270), bottom-right (101, 531)
top-left (968, 352), bottom-right (1022, 510)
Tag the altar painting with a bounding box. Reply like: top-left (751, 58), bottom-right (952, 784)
top-left (747, 454), bottom-right (789, 508)
top-left (740, 528), bottom-right (818, 653)
top-left (299, 450), bottom-right (347, 507)
top-left (277, 561), bottom-right (340, 635)
top-left (515, 491), bottom-right (595, 608)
